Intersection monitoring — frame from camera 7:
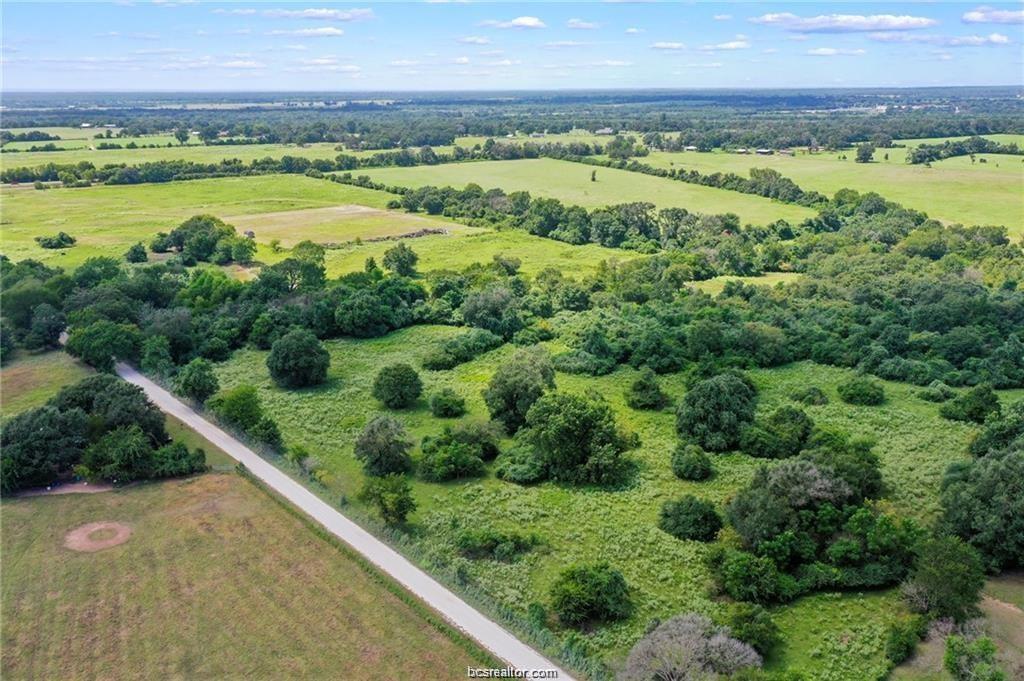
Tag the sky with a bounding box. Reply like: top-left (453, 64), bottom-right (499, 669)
top-left (2, 2), bottom-right (1022, 91)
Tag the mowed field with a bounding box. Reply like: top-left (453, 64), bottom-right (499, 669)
top-left (626, 143), bottom-right (1024, 235)
top-left (0, 474), bottom-right (490, 680)
top-left (1, 175), bottom-right (636, 278)
top-left (360, 158), bottom-right (817, 226)
top-left (211, 323), bottom-right (1004, 678)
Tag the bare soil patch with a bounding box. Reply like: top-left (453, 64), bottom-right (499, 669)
top-left (64, 522), bottom-right (132, 553)
top-left (19, 481), bottom-right (114, 498)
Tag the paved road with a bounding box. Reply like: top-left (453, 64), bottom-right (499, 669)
top-left (116, 363), bottom-right (573, 679)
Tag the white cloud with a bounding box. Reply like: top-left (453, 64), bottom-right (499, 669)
top-left (488, 58), bottom-right (521, 66)
top-left (762, 48), bottom-right (779, 54)
top-left (591, 59), bottom-right (632, 67)
top-left (567, 18), bottom-right (599, 30)
top-left (868, 31), bottom-right (1011, 46)
top-left (452, 56), bottom-right (470, 64)
top-left (681, 61), bottom-right (723, 68)
top-left (751, 13), bottom-right (937, 32)
top-left (479, 49), bottom-right (504, 57)
top-left (288, 58), bottom-right (360, 73)
top-left (545, 40), bottom-right (589, 48)
top-left (266, 27), bottom-right (344, 37)
top-left (651, 41), bottom-right (685, 50)
top-left (389, 59), bottom-right (419, 66)
top-left (283, 44), bottom-right (308, 51)
top-left (713, 14), bottom-right (732, 21)
top-left (263, 8), bottom-right (374, 21)
top-left (94, 31), bottom-right (159, 40)
top-left (806, 47), bottom-right (867, 56)
top-left (458, 36), bottom-right (490, 44)
top-left (221, 59), bottom-right (265, 69)
top-left (701, 35), bottom-right (750, 51)
top-left (625, 27), bottom-right (644, 34)
top-left (962, 6), bottom-right (1024, 24)
top-left (132, 47), bottom-right (186, 55)
top-left (480, 16), bottom-right (546, 29)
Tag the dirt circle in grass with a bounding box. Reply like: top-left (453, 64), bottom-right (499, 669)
top-left (64, 522), bottom-right (132, 553)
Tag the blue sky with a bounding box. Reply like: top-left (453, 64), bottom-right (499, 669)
top-left (2, 2), bottom-right (1022, 91)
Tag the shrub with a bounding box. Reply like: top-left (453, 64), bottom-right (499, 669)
top-left (422, 328), bottom-right (503, 370)
top-left (792, 386), bottom-right (829, 406)
top-left (672, 443), bottom-right (714, 481)
top-left (483, 347), bottom-right (555, 434)
top-left (372, 363), bottom-right (423, 409)
top-left (359, 474), bottom-right (416, 525)
top-left (944, 636), bottom-right (1005, 681)
top-left (621, 613), bottom-right (762, 680)
top-left (904, 535), bottom-right (985, 621)
top-left (549, 563), bottom-right (632, 626)
top-left (124, 242), bottom-right (148, 263)
top-left (208, 385), bottom-right (264, 431)
top-left (940, 385), bottom-right (1001, 424)
top-left (727, 603), bottom-right (781, 657)
top-left (659, 495), bottom-right (722, 542)
top-left (741, 406), bottom-right (814, 459)
top-left (837, 376), bottom-right (886, 406)
top-left (173, 358), bottom-right (219, 403)
top-left (676, 374), bottom-right (757, 451)
top-left (624, 367), bottom-right (669, 410)
top-left (354, 415), bottom-right (412, 476)
top-left (885, 616), bottom-right (927, 665)
top-left (455, 528), bottom-right (538, 561)
top-left (382, 242), bottom-right (418, 276)
top-left (494, 444), bottom-right (548, 485)
top-left (34, 231), bottom-right (76, 249)
top-left (266, 328), bottom-right (330, 388)
top-left (709, 548), bottom-right (797, 603)
top-left (418, 441), bottom-right (485, 482)
top-left (251, 417), bottom-right (284, 449)
top-left (429, 388), bottom-right (466, 417)
top-left (82, 425), bottom-right (154, 484)
top-left (918, 380), bottom-right (955, 403)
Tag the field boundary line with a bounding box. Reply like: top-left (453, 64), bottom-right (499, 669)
top-left (115, 362), bottom-right (575, 680)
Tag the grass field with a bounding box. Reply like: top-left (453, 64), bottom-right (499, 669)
top-left (360, 158), bottom-right (817, 226)
top-left (1, 174), bottom-right (634, 278)
top-left (690, 272), bottom-right (803, 296)
top-left (0, 351), bottom-right (93, 421)
top-left (0, 473), bottom-right (490, 680)
top-left (211, 324), bottom-right (1000, 677)
top-left (623, 145), bottom-right (1024, 235)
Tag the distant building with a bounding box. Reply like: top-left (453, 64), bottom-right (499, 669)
top-left (594, 127), bottom-right (614, 135)
top-left (736, 148), bottom-right (749, 154)
top-left (529, 132), bottom-right (545, 138)
top-left (755, 148), bottom-right (773, 155)
top-left (778, 149), bottom-right (795, 156)
top-left (102, 123), bottom-right (117, 128)
top-left (684, 145), bottom-right (698, 151)
top-left (79, 123), bottom-right (93, 128)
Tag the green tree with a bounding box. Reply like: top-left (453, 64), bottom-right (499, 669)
top-left (940, 384), bottom-right (1001, 424)
top-left (624, 367), bottom-right (669, 410)
top-left (382, 242), bottom-right (418, 276)
top-left (676, 374), bottom-right (756, 451)
top-left (429, 388), bottom-right (466, 418)
top-left (672, 443), bottom-right (714, 481)
top-left (727, 603), bottom-right (781, 656)
top-left (266, 328), bottom-right (329, 388)
top-left (81, 424), bottom-right (154, 483)
top-left (24, 303), bottom-right (65, 349)
top-left (140, 336), bottom-right (174, 377)
top-left (0, 406), bottom-right (89, 494)
top-left (659, 495), bottom-right (723, 542)
top-left (372, 363), bottom-right (423, 409)
top-left (359, 474), bottom-right (416, 525)
top-left (173, 127), bottom-right (190, 145)
top-left (124, 242), bottom-right (148, 263)
top-left (354, 415), bottom-right (412, 476)
top-left (208, 384), bottom-right (264, 431)
top-left (904, 535), bottom-right (984, 621)
top-left (944, 636), bottom-right (1005, 681)
top-left (65, 320), bottom-right (141, 371)
top-left (550, 563), bottom-right (632, 627)
top-left (855, 143), bottom-right (876, 163)
top-left (173, 358), bottom-right (220, 403)
top-left (483, 347), bottom-right (555, 434)
top-left (837, 376), bottom-right (886, 406)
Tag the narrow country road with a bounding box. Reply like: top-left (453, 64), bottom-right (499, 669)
top-left (116, 363), bottom-right (573, 679)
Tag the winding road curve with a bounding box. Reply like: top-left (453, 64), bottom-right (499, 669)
top-left (116, 363), bottom-right (572, 679)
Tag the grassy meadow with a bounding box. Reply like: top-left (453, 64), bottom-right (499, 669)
top-left (0, 473), bottom-right (491, 680)
top-left (360, 158), bottom-right (817, 226)
top-left (209, 322), bottom-right (997, 677)
top-left (622, 145), bottom-right (1024, 235)
top-left (0, 351), bottom-right (93, 421)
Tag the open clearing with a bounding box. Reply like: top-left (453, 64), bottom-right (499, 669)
top-left (0, 351), bottom-right (93, 421)
top-left (212, 325), bottom-right (1000, 677)
top-left (626, 147), bottom-right (1024, 235)
top-left (224, 204), bottom-right (471, 248)
top-left (690, 271), bottom-right (804, 296)
top-left (0, 473), bottom-right (489, 680)
top-left (360, 158), bottom-right (817, 226)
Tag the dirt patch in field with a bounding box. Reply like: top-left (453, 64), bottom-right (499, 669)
top-left (64, 522), bottom-right (132, 553)
top-left (19, 481), bottom-right (114, 498)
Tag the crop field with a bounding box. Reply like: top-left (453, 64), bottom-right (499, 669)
top-left (0, 473), bottom-right (490, 680)
top-left (211, 323), bottom-right (995, 678)
top-left (626, 148), bottom-right (1024, 235)
top-left (360, 158), bottom-right (817, 226)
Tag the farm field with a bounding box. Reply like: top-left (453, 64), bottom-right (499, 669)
top-left (2, 133), bottom-right (197, 152)
top-left (211, 323), bottom-right (993, 677)
top-left (454, 130), bottom-right (633, 149)
top-left (624, 148), bottom-right (1024, 235)
top-left (360, 158), bottom-right (817, 226)
top-left (0, 473), bottom-right (490, 680)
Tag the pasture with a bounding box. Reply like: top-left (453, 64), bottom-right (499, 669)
top-left (211, 323), bottom-right (994, 677)
top-left (0, 473), bottom-right (490, 680)
top-left (0, 351), bottom-right (93, 421)
top-left (360, 158), bottom-right (817, 226)
top-left (628, 148), bottom-right (1024, 235)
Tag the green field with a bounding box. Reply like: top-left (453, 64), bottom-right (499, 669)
top-left (0, 351), bottom-right (93, 421)
top-left (210, 324), bottom-right (997, 677)
top-left (625, 144), bottom-right (1024, 234)
top-left (1, 175), bottom-right (635, 278)
top-left (690, 272), bottom-right (804, 296)
top-left (0, 473), bottom-right (489, 680)
top-left (360, 158), bottom-right (817, 226)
